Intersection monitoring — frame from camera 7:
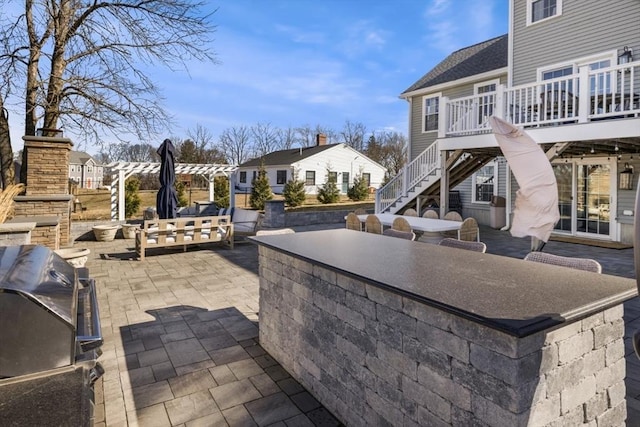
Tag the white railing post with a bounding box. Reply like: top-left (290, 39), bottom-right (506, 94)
top-left (375, 190), bottom-right (381, 213)
top-left (496, 84), bottom-right (506, 120)
top-left (402, 165), bottom-right (408, 197)
top-left (578, 66), bottom-right (589, 123)
top-left (438, 96), bottom-right (448, 138)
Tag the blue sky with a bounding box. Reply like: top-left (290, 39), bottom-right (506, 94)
top-left (7, 0), bottom-right (509, 154)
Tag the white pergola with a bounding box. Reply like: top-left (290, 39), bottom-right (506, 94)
top-left (107, 162), bottom-right (238, 221)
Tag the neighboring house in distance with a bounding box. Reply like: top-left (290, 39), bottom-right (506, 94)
top-left (391, 0), bottom-right (640, 244)
top-left (69, 151), bottom-right (104, 189)
top-left (236, 134), bottom-right (386, 195)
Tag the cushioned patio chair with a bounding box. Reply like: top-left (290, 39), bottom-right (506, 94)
top-left (438, 238), bottom-right (486, 253)
top-left (524, 252), bottom-right (602, 273)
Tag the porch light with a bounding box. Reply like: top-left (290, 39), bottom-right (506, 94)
top-left (618, 46), bottom-right (633, 65)
top-left (619, 163), bottom-right (634, 190)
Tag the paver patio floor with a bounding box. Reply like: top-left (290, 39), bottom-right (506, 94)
top-left (81, 223), bottom-right (640, 426)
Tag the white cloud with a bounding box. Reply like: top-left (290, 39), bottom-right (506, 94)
top-left (273, 24), bottom-right (325, 44)
top-left (338, 20), bottom-right (389, 57)
top-left (426, 0), bottom-right (451, 16)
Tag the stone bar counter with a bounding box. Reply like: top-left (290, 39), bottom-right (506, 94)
top-left (252, 229), bottom-right (637, 426)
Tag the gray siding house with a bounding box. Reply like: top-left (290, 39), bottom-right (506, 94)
top-left (69, 151), bottom-right (104, 189)
top-left (389, 0), bottom-right (640, 244)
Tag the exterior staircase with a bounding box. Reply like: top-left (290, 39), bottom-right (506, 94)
top-left (375, 142), bottom-right (494, 214)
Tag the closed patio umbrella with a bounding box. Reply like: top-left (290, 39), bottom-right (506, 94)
top-left (489, 116), bottom-right (560, 250)
top-left (156, 139), bottom-right (178, 219)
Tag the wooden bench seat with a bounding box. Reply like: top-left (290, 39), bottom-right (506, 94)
top-left (135, 215), bottom-right (233, 260)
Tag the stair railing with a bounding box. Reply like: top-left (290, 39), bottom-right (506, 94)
top-left (375, 142), bottom-right (440, 213)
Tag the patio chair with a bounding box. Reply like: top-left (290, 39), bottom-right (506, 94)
top-left (383, 228), bottom-right (416, 241)
top-left (422, 210), bottom-right (438, 219)
top-left (403, 208), bottom-right (418, 217)
top-left (442, 211), bottom-right (463, 238)
top-left (365, 215), bottom-right (382, 234)
top-left (438, 238), bottom-right (486, 253)
top-left (392, 217), bottom-right (412, 232)
top-left (346, 212), bottom-right (362, 231)
top-left (523, 252), bottom-right (602, 273)
top-left (458, 217), bottom-right (480, 241)
top-left (443, 211), bottom-right (462, 222)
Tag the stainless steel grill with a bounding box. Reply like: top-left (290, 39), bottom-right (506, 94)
top-left (0, 245), bottom-right (103, 426)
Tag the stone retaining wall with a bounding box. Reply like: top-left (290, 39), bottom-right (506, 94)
top-left (258, 246), bottom-right (627, 426)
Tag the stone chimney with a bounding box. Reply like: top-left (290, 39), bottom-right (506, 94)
top-left (316, 133), bottom-right (327, 146)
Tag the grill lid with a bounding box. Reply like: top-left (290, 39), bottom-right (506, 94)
top-left (0, 245), bottom-right (77, 325)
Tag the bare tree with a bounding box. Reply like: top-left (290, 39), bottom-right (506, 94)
top-left (277, 126), bottom-right (297, 150)
top-left (340, 120), bottom-right (367, 151)
top-left (0, 0), bottom-right (218, 183)
top-left (251, 122), bottom-right (279, 158)
top-left (295, 125), bottom-right (315, 148)
top-left (365, 131), bottom-right (407, 178)
top-left (178, 125), bottom-right (226, 164)
top-left (218, 125), bottom-right (252, 165)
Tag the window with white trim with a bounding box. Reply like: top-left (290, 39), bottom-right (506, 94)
top-left (527, 0), bottom-right (561, 25)
top-left (276, 170), bottom-right (287, 185)
top-left (422, 95), bottom-right (439, 132)
top-left (239, 171), bottom-right (247, 183)
top-left (472, 163), bottom-right (495, 203)
top-left (305, 171), bottom-right (315, 186)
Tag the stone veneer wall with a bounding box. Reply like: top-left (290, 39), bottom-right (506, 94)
top-left (23, 136), bottom-right (72, 195)
top-left (13, 197), bottom-right (72, 247)
top-left (29, 224), bottom-right (60, 249)
top-left (258, 246), bottom-right (627, 426)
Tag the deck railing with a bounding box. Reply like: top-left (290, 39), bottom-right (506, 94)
top-left (444, 61), bottom-right (639, 136)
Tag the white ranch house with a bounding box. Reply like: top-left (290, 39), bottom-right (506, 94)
top-left (236, 136), bottom-right (386, 196)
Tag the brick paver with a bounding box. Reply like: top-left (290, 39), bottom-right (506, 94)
top-left (80, 223), bottom-right (640, 426)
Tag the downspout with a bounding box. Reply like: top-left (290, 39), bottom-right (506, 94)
top-left (501, 161), bottom-right (511, 231)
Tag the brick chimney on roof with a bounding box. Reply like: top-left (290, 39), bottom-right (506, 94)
top-left (316, 133), bottom-right (327, 146)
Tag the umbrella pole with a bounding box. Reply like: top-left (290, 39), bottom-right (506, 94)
top-left (530, 237), bottom-right (546, 252)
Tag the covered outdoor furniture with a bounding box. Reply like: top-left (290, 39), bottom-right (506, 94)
top-left (392, 217), bottom-right (411, 232)
top-left (438, 237), bottom-right (486, 253)
top-left (524, 252), bottom-right (602, 273)
top-left (458, 217), bottom-right (480, 241)
top-left (135, 215), bottom-right (233, 260)
top-left (365, 215), bottom-right (382, 234)
top-left (383, 228), bottom-right (415, 241)
top-left (345, 212), bottom-right (362, 231)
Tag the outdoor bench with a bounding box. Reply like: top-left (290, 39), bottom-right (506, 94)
top-left (135, 215), bottom-right (233, 260)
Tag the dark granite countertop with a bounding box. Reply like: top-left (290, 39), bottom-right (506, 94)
top-left (252, 229), bottom-right (638, 337)
top-left (0, 366), bottom-right (91, 426)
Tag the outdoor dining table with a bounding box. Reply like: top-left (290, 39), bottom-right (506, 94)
top-left (356, 213), bottom-right (462, 236)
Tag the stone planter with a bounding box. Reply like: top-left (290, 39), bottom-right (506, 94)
top-left (92, 225), bottom-right (119, 242)
top-left (121, 223), bottom-right (140, 239)
top-left (54, 248), bottom-right (91, 268)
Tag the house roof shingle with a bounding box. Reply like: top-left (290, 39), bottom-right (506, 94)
top-left (69, 151), bottom-right (95, 165)
top-left (238, 144), bottom-right (340, 168)
top-left (401, 34), bottom-right (508, 95)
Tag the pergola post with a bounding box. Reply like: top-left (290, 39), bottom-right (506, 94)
top-left (118, 170), bottom-right (126, 221)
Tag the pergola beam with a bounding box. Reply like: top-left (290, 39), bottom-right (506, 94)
top-left (107, 162), bottom-right (237, 221)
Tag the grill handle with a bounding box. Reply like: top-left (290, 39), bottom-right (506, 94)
top-left (77, 278), bottom-right (103, 352)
